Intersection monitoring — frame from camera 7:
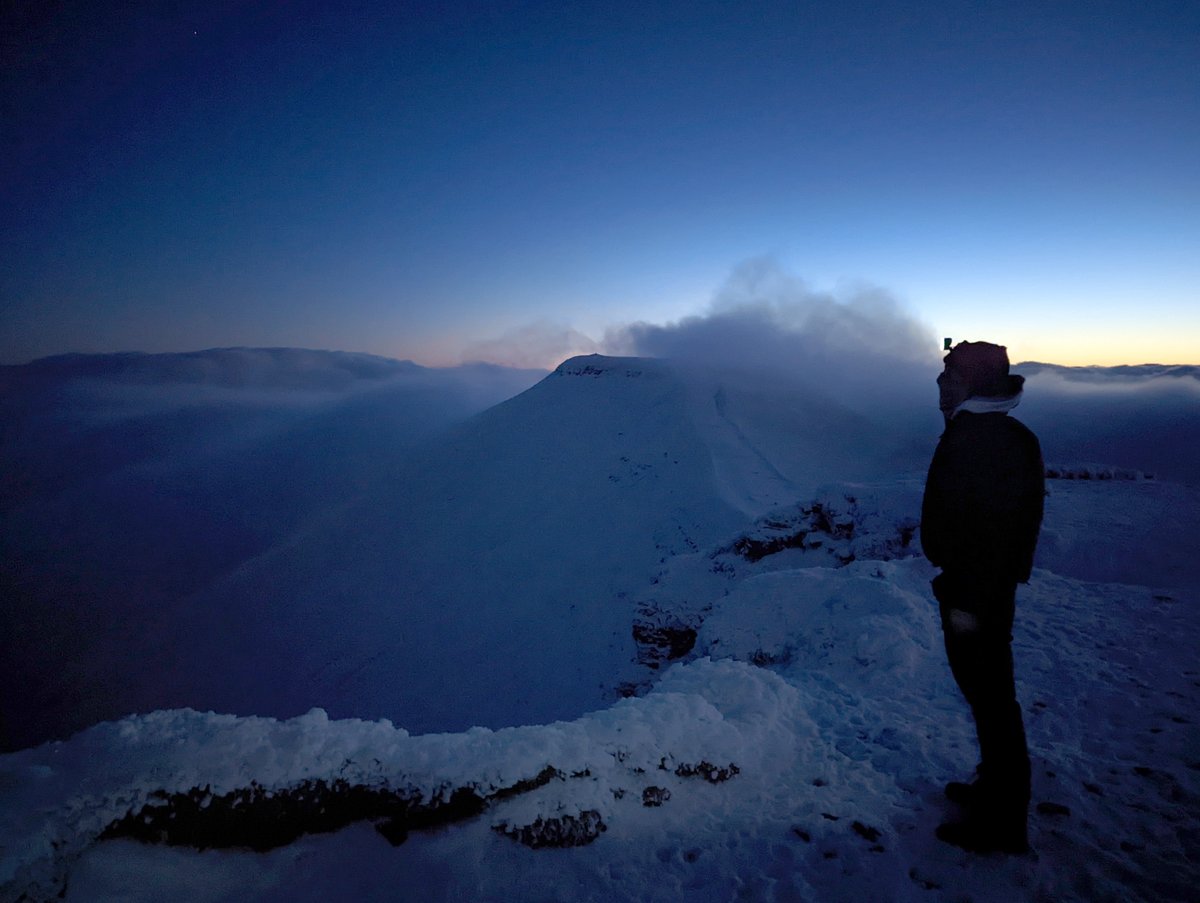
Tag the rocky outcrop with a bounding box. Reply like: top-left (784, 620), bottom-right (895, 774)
top-left (493, 810), bottom-right (608, 848)
top-left (720, 498), bottom-right (918, 567)
top-left (99, 765), bottom-right (565, 852)
top-left (630, 491), bottom-right (921, 676)
top-left (632, 616), bottom-right (699, 670)
top-left (1045, 463), bottom-right (1153, 481)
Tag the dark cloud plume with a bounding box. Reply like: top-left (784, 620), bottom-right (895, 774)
top-left (605, 257), bottom-right (940, 414)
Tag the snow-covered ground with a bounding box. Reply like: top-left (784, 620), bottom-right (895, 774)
top-left (1, 351), bottom-right (1197, 901)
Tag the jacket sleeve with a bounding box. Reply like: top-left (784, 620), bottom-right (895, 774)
top-left (920, 437), bottom-right (956, 569)
top-left (1010, 426), bottom-right (1045, 582)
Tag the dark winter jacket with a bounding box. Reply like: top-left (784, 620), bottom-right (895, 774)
top-left (921, 412), bottom-right (1044, 585)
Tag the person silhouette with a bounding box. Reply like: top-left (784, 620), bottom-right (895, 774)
top-left (921, 340), bottom-right (1044, 853)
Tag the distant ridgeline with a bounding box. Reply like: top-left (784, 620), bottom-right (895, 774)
top-left (0, 347), bottom-right (424, 391)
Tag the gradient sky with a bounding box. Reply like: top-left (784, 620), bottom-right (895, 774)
top-left (3, 0), bottom-right (1198, 367)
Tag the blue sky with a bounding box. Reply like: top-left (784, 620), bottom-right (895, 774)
top-left (3, 0), bottom-right (1197, 367)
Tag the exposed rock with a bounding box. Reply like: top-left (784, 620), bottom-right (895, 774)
top-left (1045, 463), bottom-right (1153, 481)
top-left (642, 786), bottom-right (671, 807)
top-left (718, 498), bottom-right (918, 567)
top-left (100, 765), bottom-right (565, 852)
top-left (672, 760), bottom-right (741, 783)
top-left (100, 779), bottom-right (482, 851)
top-left (632, 616), bottom-right (698, 669)
top-left (631, 490), bottom-right (922, 675)
top-left (851, 821), bottom-right (882, 843)
top-left (494, 810), bottom-right (607, 848)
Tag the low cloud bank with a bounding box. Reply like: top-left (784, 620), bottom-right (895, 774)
top-left (1019, 363), bottom-right (1200, 395)
top-left (1020, 367), bottom-right (1200, 486)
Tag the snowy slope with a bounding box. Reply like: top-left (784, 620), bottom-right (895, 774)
top-left (1, 478), bottom-right (1196, 902)
top-left (118, 354), bottom-right (911, 739)
top-left (1, 350), bottom-right (546, 750)
top-left (5, 352), bottom-right (911, 750)
top-left (1, 350), bottom-right (1197, 902)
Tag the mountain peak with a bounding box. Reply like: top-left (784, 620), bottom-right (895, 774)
top-left (553, 354), bottom-right (666, 379)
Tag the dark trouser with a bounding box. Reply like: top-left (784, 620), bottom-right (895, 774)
top-left (933, 572), bottom-right (1031, 823)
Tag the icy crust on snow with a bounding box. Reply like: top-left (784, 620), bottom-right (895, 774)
top-left (0, 659), bottom-right (805, 899)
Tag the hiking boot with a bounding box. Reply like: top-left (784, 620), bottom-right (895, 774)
top-left (944, 763), bottom-right (989, 807)
top-left (944, 780), bottom-right (980, 807)
top-left (936, 816), bottom-right (1029, 854)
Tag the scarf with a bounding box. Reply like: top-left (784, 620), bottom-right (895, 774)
top-left (951, 389), bottom-right (1023, 419)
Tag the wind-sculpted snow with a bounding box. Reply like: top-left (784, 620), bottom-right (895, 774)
top-left (0, 659), bottom-right (798, 901)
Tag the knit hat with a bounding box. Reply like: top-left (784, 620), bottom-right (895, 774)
top-left (944, 341), bottom-right (1017, 398)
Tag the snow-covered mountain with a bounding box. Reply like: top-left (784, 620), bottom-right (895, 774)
top-left (1, 349), bottom-right (1197, 902)
top-left (3, 351), bottom-right (929, 749)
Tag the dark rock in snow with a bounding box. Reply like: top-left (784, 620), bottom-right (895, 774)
top-left (671, 761), bottom-right (741, 783)
top-left (1044, 463), bottom-right (1153, 482)
top-left (851, 821), bottom-right (882, 843)
top-left (632, 617), bottom-right (698, 669)
top-left (718, 497), bottom-right (919, 568)
top-left (494, 810), bottom-right (607, 848)
top-left (99, 765), bottom-right (566, 852)
top-left (642, 786), bottom-right (671, 807)
top-left (100, 779), bottom-right (485, 852)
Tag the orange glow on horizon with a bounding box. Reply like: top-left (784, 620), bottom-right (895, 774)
top-left (1007, 334), bottom-right (1199, 368)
